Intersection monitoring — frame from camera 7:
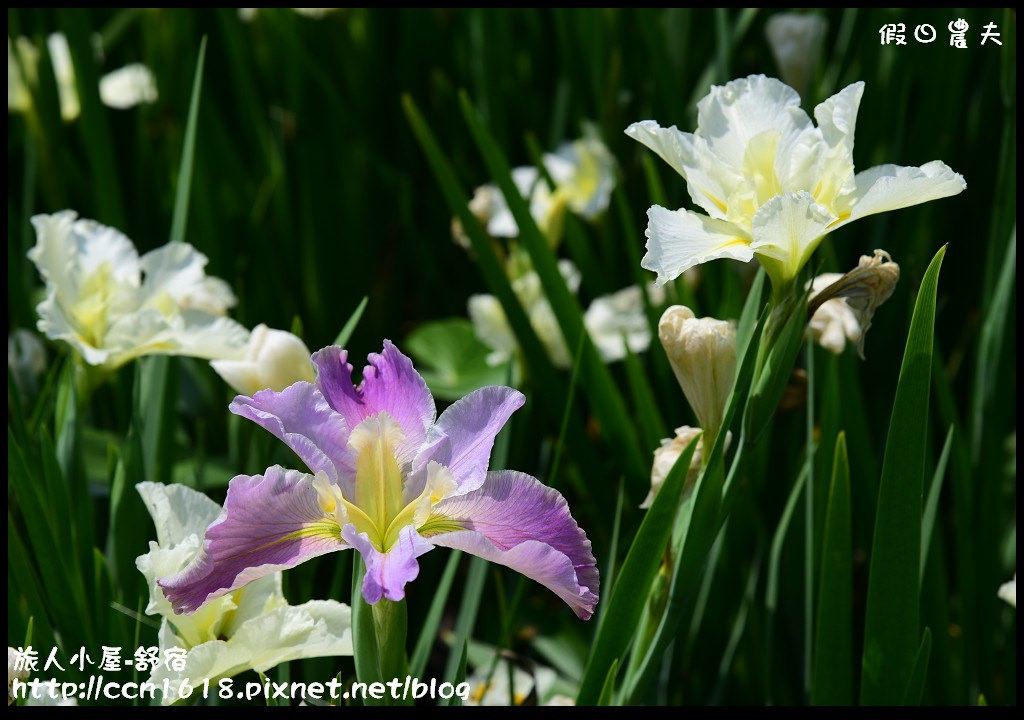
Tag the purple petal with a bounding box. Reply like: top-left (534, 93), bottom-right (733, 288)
top-left (412, 386), bottom-right (525, 496)
top-left (342, 524), bottom-right (434, 604)
top-left (312, 341), bottom-right (435, 466)
top-left (230, 382), bottom-right (354, 494)
top-left (159, 466), bottom-right (346, 614)
top-left (428, 470), bottom-right (599, 620)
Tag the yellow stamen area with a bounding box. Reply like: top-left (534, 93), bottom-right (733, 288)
top-left (318, 416), bottom-right (465, 553)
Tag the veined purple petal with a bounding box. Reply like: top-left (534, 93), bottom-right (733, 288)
top-left (342, 524), bottom-right (434, 604)
top-left (160, 466), bottom-right (346, 614)
top-left (312, 342), bottom-right (435, 466)
top-left (230, 382), bottom-right (354, 494)
top-left (412, 386), bottom-right (525, 498)
top-left (427, 470), bottom-right (599, 620)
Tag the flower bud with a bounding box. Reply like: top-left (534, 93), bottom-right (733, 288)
top-left (999, 575), bottom-right (1016, 609)
top-left (765, 13), bottom-right (828, 97)
top-left (641, 426), bottom-right (732, 509)
top-left (658, 305), bottom-right (736, 446)
top-left (807, 249), bottom-right (900, 358)
top-left (210, 324), bottom-right (315, 395)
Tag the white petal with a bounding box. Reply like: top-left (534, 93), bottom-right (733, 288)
top-left (764, 13), bottom-right (828, 94)
top-left (695, 74), bottom-right (811, 172)
top-left (808, 81), bottom-right (864, 209)
top-left (749, 191), bottom-right (836, 285)
top-left (642, 205), bottom-right (752, 285)
top-left (843, 160), bottom-right (967, 224)
top-left (148, 600), bottom-right (351, 704)
top-left (8, 36), bottom-right (39, 112)
top-left (544, 136), bottom-right (617, 219)
top-left (624, 120), bottom-right (737, 219)
top-left (999, 575), bottom-right (1016, 609)
top-left (136, 482), bottom-right (223, 548)
top-left (46, 33), bottom-right (79, 122)
top-left (99, 63), bottom-right (158, 109)
top-left (583, 285), bottom-right (652, 362)
top-left (211, 324), bottom-right (314, 395)
top-left (468, 294), bottom-right (517, 366)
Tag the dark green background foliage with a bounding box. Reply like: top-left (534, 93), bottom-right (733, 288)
top-left (7, 8), bottom-right (1016, 706)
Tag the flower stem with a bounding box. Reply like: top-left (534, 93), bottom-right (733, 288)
top-left (372, 598), bottom-right (411, 704)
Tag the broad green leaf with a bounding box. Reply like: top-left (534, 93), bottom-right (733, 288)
top-left (576, 434), bottom-right (699, 704)
top-left (860, 245), bottom-right (945, 705)
top-left (812, 433), bottom-right (853, 705)
top-left (405, 318), bottom-right (509, 401)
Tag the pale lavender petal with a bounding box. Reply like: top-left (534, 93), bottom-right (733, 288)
top-left (159, 466), bottom-right (346, 614)
top-left (230, 382), bottom-right (354, 493)
top-left (428, 470), bottom-right (599, 619)
top-left (312, 341), bottom-right (435, 466)
top-left (342, 524), bottom-right (434, 604)
top-left (412, 386), bottom-right (525, 497)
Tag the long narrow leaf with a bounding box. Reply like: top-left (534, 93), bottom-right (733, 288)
top-left (860, 245), bottom-right (946, 705)
top-left (812, 432), bottom-right (853, 705)
top-left (576, 434), bottom-right (699, 704)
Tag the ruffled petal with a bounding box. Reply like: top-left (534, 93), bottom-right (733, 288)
top-left (413, 386), bottom-right (525, 498)
top-left (230, 382), bottom-right (354, 491)
top-left (749, 190), bottom-right (836, 286)
top-left (842, 160), bottom-right (966, 225)
top-left (159, 466), bottom-right (347, 614)
top-left (695, 74), bottom-right (811, 172)
top-left (642, 205), bottom-right (752, 286)
top-left (624, 120), bottom-right (738, 219)
top-left (426, 470), bottom-right (599, 620)
top-left (149, 600), bottom-right (351, 705)
top-left (343, 524), bottom-right (434, 604)
top-left (136, 481), bottom-right (222, 548)
top-left (312, 342), bottom-right (435, 466)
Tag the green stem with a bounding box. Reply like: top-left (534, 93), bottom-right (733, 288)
top-left (371, 598), bottom-right (410, 704)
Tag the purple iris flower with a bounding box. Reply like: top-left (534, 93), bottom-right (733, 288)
top-left (160, 341), bottom-right (599, 619)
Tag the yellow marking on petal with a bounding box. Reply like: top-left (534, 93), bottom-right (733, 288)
top-left (382, 462), bottom-right (459, 551)
top-left (350, 413), bottom-right (405, 546)
top-left (417, 514), bottom-right (465, 538)
top-left (704, 191), bottom-right (729, 214)
top-left (826, 212), bottom-right (851, 229)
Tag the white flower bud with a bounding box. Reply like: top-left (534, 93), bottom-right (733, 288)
top-left (641, 426), bottom-right (732, 509)
top-left (99, 63), bottom-right (158, 109)
top-left (765, 13), bottom-right (828, 96)
top-left (999, 575), bottom-right (1016, 609)
top-left (807, 249), bottom-right (900, 358)
top-left (210, 324), bottom-right (315, 396)
top-left (658, 305), bottom-right (736, 445)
